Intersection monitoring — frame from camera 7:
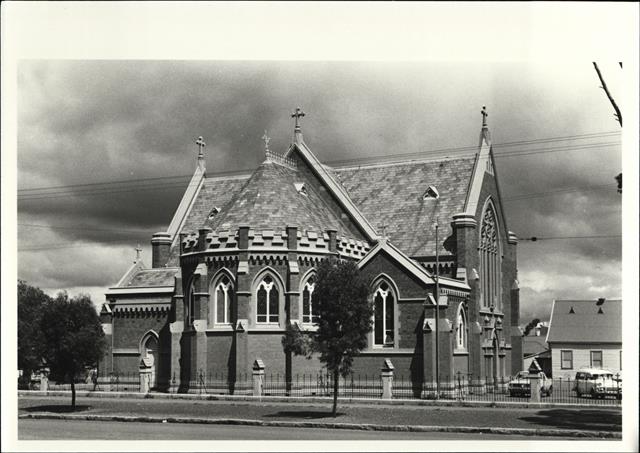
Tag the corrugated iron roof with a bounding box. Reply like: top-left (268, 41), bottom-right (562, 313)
top-left (546, 299), bottom-right (622, 344)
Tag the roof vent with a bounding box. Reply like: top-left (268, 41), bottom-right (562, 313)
top-left (208, 207), bottom-right (221, 219)
top-left (569, 306), bottom-right (575, 314)
top-left (294, 182), bottom-right (308, 196)
top-left (423, 185), bottom-right (439, 200)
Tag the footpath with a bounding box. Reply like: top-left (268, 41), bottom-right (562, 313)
top-left (18, 392), bottom-right (622, 439)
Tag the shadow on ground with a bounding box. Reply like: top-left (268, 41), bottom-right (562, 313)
top-left (520, 409), bottom-right (621, 431)
top-left (264, 410), bottom-right (346, 419)
top-left (21, 405), bottom-right (92, 414)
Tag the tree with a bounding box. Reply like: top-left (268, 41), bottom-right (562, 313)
top-left (283, 259), bottom-right (373, 416)
top-left (522, 318), bottom-right (541, 337)
top-left (39, 292), bottom-right (107, 409)
top-left (18, 280), bottom-right (51, 389)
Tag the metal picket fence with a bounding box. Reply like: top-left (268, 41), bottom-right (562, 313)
top-left (262, 373), bottom-right (383, 398)
top-left (35, 370), bottom-right (622, 406)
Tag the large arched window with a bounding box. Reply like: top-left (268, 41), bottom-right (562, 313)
top-left (373, 280), bottom-right (396, 347)
top-left (256, 274), bottom-right (280, 324)
top-left (211, 273), bottom-right (234, 325)
top-left (479, 200), bottom-right (501, 310)
top-left (456, 306), bottom-right (467, 350)
top-left (302, 275), bottom-right (317, 324)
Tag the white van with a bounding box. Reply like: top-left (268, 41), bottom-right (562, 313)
top-left (574, 368), bottom-right (621, 399)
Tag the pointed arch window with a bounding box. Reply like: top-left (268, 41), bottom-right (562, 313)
top-left (185, 280), bottom-right (195, 328)
top-left (302, 275), bottom-right (317, 324)
top-left (456, 307), bottom-right (468, 350)
top-left (211, 274), bottom-right (233, 325)
top-left (479, 201), bottom-right (501, 310)
top-left (257, 275), bottom-right (280, 324)
top-left (373, 280), bottom-right (395, 347)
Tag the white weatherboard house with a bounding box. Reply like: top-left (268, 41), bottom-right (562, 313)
top-left (546, 299), bottom-right (622, 379)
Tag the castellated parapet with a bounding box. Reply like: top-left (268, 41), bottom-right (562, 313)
top-left (180, 227), bottom-right (370, 260)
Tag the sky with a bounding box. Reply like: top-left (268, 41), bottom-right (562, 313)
top-left (16, 60), bottom-right (623, 323)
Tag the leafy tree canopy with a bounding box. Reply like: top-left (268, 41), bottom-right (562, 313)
top-left (18, 280), bottom-right (51, 384)
top-left (313, 259), bottom-right (373, 377)
top-left (39, 291), bottom-right (106, 407)
top-left (282, 259), bottom-right (372, 416)
top-left (523, 318), bottom-right (541, 336)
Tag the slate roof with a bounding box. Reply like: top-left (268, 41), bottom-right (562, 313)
top-left (165, 174), bottom-right (249, 265)
top-left (202, 160), bottom-right (358, 237)
top-left (121, 268), bottom-right (179, 287)
top-left (334, 156), bottom-right (476, 257)
top-left (546, 300), bottom-right (622, 344)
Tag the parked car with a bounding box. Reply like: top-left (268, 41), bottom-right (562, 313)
top-left (574, 368), bottom-right (621, 399)
top-left (508, 371), bottom-right (552, 397)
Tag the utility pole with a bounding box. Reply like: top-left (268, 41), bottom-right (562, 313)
top-left (434, 219), bottom-right (440, 398)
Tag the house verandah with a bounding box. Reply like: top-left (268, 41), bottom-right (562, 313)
top-left (98, 108), bottom-right (521, 396)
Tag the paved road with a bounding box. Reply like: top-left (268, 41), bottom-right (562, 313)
top-left (19, 419), bottom-right (580, 440)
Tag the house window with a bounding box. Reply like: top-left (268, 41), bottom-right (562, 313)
top-left (212, 274), bottom-right (233, 325)
top-left (456, 307), bottom-right (467, 350)
top-left (590, 350), bottom-right (603, 368)
top-left (479, 201), bottom-right (501, 310)
top-left (256, 275), bottom-right (279, 324)
top-left (373, 281), bottom-right (395, 347)
top-left (302, 275), bottom-right (317, 324)
top-left (561, 350), bottom-right (573, 369)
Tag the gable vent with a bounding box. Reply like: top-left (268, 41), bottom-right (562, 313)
top-left (208, 206), bottom-right (221, 219)
top-left (569, 306), bottom-right (575, 314)
top-left (423, 185), bottom-right (439, 200)
top-left (294, 182), bottom-right (308, 196)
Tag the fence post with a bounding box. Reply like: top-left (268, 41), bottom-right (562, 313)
top-left (529, 374), bottom-right (541, 403)
top-left (252, 359), bottom-right (265, 397)
top-left (39, 372), bottom-right (48, 392)
top-left (381, 359), bottom-right (394, 399)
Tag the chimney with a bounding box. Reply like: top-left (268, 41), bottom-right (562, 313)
top-left (151, 232), bottom-right (172, 268)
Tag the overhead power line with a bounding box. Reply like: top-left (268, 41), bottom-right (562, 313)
top-left (502, 183), bottom-right (618, 202)
top-left (17, 223), bottom-right (152, 234)
top-left (17, 141), bottom-right (621, 202)
top-left (520, 235), bottom-right (621, 242)
top-left (17, 130), bottom-right (621, 196)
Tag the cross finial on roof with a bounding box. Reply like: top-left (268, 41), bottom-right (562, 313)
top-left (262, 130), bottom-right (270, 152)
top-left (135, 244), bottom-right (142, 262)
top-left (196, 136), bottom-right (206, 159)
top-left (481, 106), bottom-right (488, 128)
top-left (291, 107), bottom-right (306, 131)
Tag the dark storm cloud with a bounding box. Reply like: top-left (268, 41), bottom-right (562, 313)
top-left (17, 61), bottom-right (622, 311)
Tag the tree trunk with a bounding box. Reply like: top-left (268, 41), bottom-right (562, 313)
top-left (71, 380), bottom-right (76, 410)
top-left (332, 372), bottom-right (339, 417)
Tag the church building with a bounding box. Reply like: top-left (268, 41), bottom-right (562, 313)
top-left (99, 107), bottom-right (522, 393)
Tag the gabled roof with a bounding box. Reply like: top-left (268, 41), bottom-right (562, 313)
top-left (291, 141), bottom-right (379, 241)
top-left (106, 267), bottom-right (179, 296)
top-left (357, 237), bottom-right (470, 292)
top-left (546, 299), bottom-right (622, 344)
top-left (202, 159), bottom-right (362, 239)
top-left (335, 156), bottom-right (476, 257)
